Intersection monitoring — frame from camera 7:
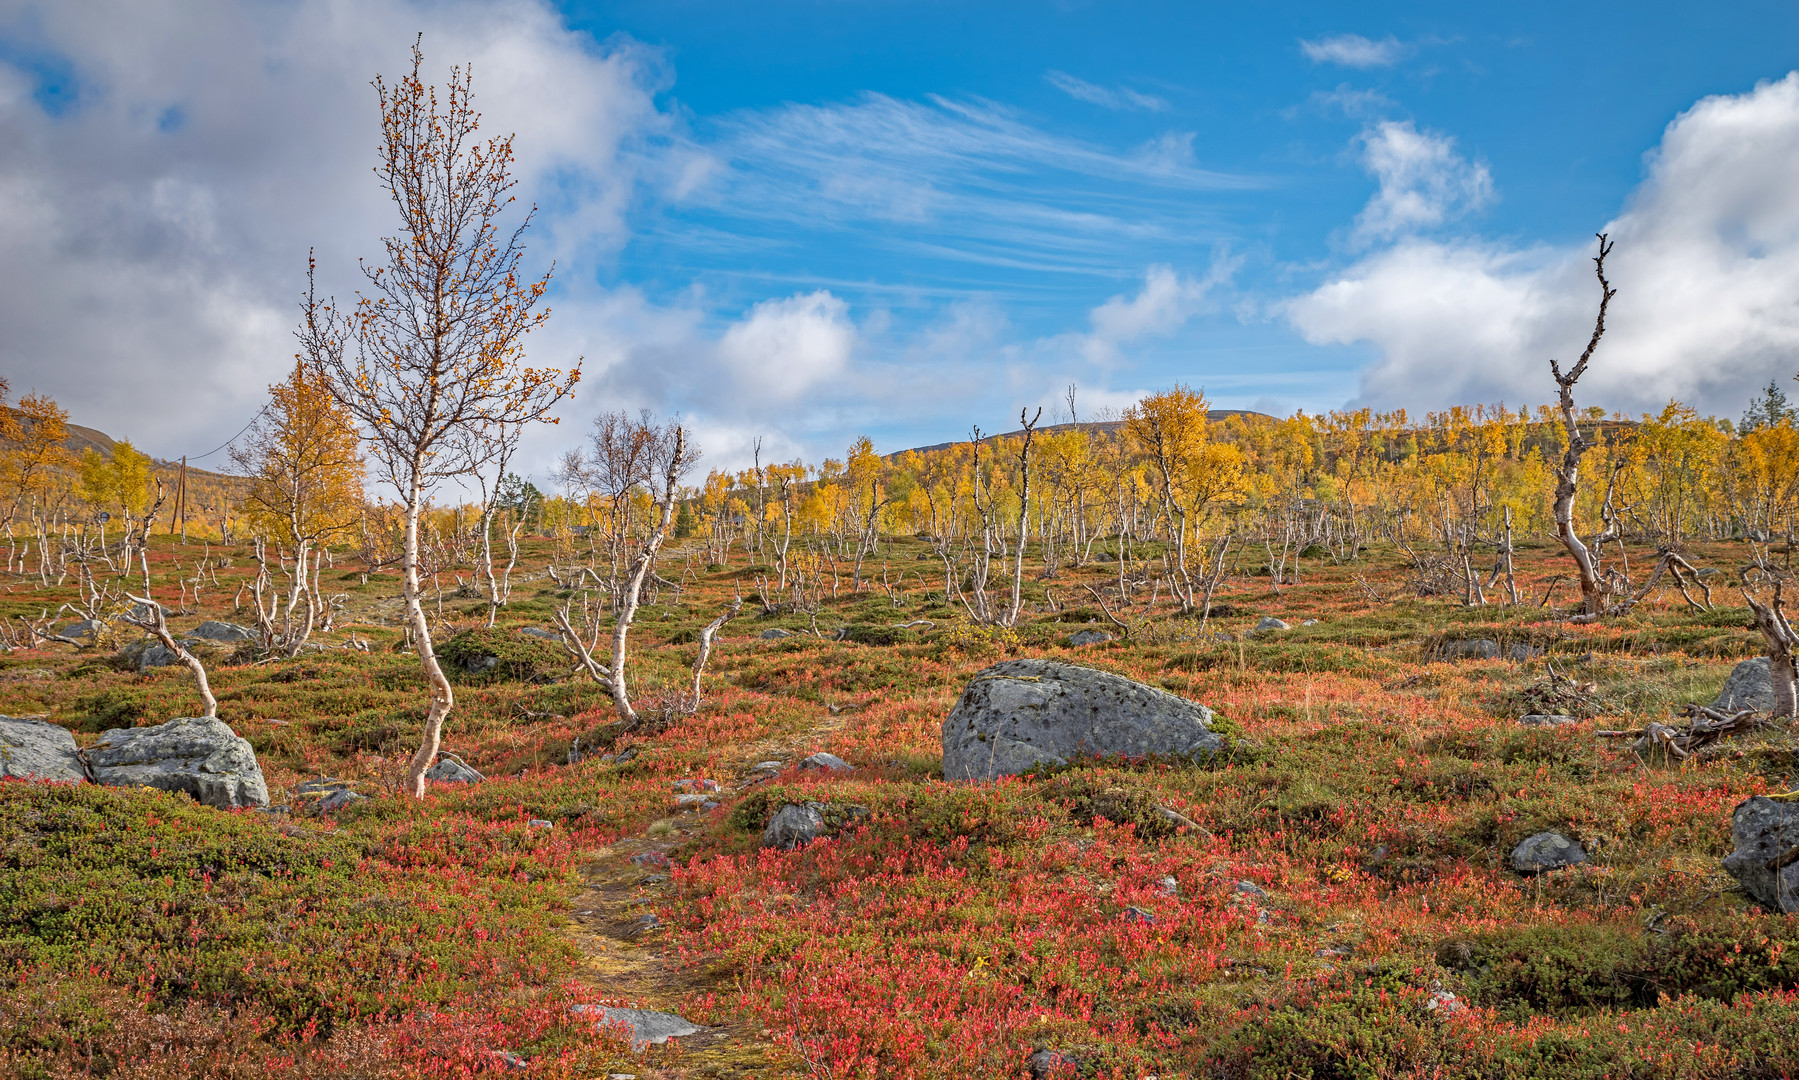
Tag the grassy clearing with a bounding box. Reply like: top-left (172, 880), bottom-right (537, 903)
top-left (0, 534), bottom-right (1793, 1078)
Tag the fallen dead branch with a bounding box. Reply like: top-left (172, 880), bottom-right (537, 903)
top-left (1595, 706), bottom-right (1762, 760)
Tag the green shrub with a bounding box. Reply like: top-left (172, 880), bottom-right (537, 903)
top-left (434, 626), bottom-right (566, 682)
top-left (67, 687), bottom-right (147, 733)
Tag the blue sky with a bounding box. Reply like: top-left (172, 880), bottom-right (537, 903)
top-left (4, 0), bottom-right (1799, 477)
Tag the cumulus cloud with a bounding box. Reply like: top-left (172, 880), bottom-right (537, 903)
top-left (1288, 72), bottom-right (1799, 418)
top-left (0, 0), bottom-right (680, 474)
top-left (1083, 262), bottom-right (1230, 363)
top-left (1353, 120), bottom-right (1493, 241)
top-left (717, 291), bottom-right (858, 401)
top-left (1299, 34), bottom-right (1405, 69)
top-left (1045, 71), bottom-right (1168, 112)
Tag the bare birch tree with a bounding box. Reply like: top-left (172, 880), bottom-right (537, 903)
top-left (305, 39), bottom-right (578, 798)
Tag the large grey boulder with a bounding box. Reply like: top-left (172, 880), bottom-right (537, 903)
top-left (0, 715), bottom-right (87, 783)
top-left (1711, 657), bottom-right (1775, 714)
top-left (1252, 616), bottom-right (1290, 634)
top-left (1067, 629), bottom-right (1113, 647)
top-left (55, 619), bottom-right (107, 641)
top-left (941, 659), bottom-right (1226, 781)
top-left (87, 716), bottom-right (268, 809)
top-left (192, 620), bottom-right (256, 642)
top-left (1511, 831), bottom-right (1587, 874)
top-left (1722, 795), bottom-right (1799, 913)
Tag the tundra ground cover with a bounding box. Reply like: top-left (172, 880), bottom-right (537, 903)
top-left (0, 534), bottom-right (1793, 1078)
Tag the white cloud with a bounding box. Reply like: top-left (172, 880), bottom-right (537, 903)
top-left (1288, 72), bottom-right (1799, 418)
top-left (1045, 71), bottom-right (1168, 112)
top-left (1353, 120), bottom-right (1493, 241)
top-left (1299, 34), bottom-right (1405, 69)
top-left (0, 0), bottom-right (680, 475)
top-left (718, 291), bottom-right (857, 401)
top-left (1083, 262), bottom-right (1230, 363)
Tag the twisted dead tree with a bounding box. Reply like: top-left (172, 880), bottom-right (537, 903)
top-left (1742, 579), bottom-right (1797, 718)
top-left (1548, 234), bottom-right (1617, 623)
top-left (122, 594), bottom-right (217, 718)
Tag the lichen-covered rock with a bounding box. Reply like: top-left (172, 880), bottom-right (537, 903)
top-left (1067, 629), bottom-right (1113, 647)
top-left (0, 715), bottom-right (87, 783)
top-left (941, 658), bottom-right (1225, 781)
top-left (192, 620), bottom-right (257, 642)
top-left (759, 628), bottom-right (793, 640)
top-left (798, 751), bottom-right (853, 773)
top-left (1711, 657), bottom-right (1775, 714)
top-left (1721, 795), bottom-right (1799, 913)
top-left (1252, 616), bottom-right (1290, 634)
top-left (1511, 831), bottom-right (1587, 874)
top-left (87, 716), bottom-right (268, 809)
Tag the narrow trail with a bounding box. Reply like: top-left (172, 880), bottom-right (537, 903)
top-left (559, 703), bottom-right (855, 1077)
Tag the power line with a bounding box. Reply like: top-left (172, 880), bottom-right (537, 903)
top-left (182, 404), bottom-right (270, 463)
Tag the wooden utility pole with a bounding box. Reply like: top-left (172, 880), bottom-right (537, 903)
top-left (174, 455), bottom-right (189, 542)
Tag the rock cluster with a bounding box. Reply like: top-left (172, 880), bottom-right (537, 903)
top-left (1, 714), bottom-right (270, 810)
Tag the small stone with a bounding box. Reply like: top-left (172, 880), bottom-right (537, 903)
top-left (1511, 831), bottom-right (1587, 874)
top-left (1233, 879), bottom-right (1268, 898)
top-left (463, 653), bottom-right (500, 675)
top-left (799, 752), bottom-right (854, 773)
top-left (528, 819), bottom-right (553, 829)
top-left (701, 800), bottom-right (721, 810)
top-left (1028, 1049), bottom-right (1082, 1079)
top-left (425, 757), bottom-right (485, 784)
top-left (519, 627), bottom-right (560, 640)
top-left (1426, 988), bottom-right (1465, 1014)
top-left (1252, 616), bottom-right (1290, 634)
top-left (753, 760), bottom-right (784, 771)
top-left (674, 793), bottom-right (710, 807)
top-left (1518, 714), bottom-right (1577, 726)
top-left (1067, 629), bottom-right (1113, 647)
top-left (673, 778), bottom-right (720, 792)
top-left (1121, 905), bottom-right (1156, 925)
top-left (317, 788), bottom-right (366, 814)
top-left (763, 803), bottom-right (827, 850)
top-left (759, 628), bottom-right (793, 640)
top-left (1155, 875), bottom-right (1180, 897)
top-left (631, 852), bottom-right (671, 867)
top-left (575, 1005), bottom-right (703, 1051)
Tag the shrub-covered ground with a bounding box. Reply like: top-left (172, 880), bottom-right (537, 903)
top-left (0, 534), bottom-right (1794, 1078)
